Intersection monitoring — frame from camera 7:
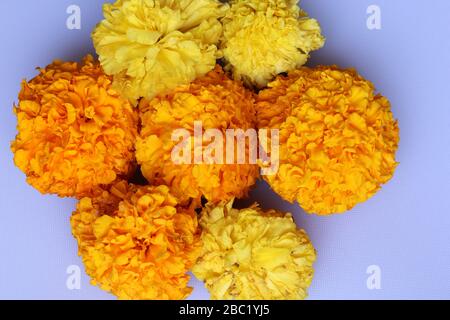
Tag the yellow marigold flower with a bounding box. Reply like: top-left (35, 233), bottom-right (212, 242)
top-left (220, 0), bottom-right (325, 88)
top-left (257, 66), bottom-right (400, 215)
top-left (92, 0), bottom-right (227, 104)
top-left (71, 182), bottom-right (201, 300)
top-left (11, 55), bottom-right (138, 198)
top-left (192, 200), bottom-right (316, 300)
top-left (136, 66), bottom-right (259, 206)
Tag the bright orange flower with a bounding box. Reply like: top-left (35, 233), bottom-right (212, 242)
top-left (136, 65), bottom-right (259, 206)
top-left (11, 55), bottom-right (138, 198)
top-left (71, 181), bottom-right (201, 300)
top-left (257, 66), bottom-right (400, 215)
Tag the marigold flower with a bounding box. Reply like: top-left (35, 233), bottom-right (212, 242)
top-left (71, 182), bottom-right (201, 300)
top-left (92, 0), bottom-right (227, 104)
top-left (192, 200), bottom-right (316, 300)
top-left (220, 0), bottom-right (325, 88)
top-left (136, 65), bottom-right (259, 206)
top-left (11, 55), bottom-right (138, 198)
top-left (257, 66), bottom-right (400, 215)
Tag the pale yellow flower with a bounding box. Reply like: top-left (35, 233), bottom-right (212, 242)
top-left (221, 0), bottom-right (325, 88)
top-left (257, 66), bottom-right (400, 215)
top-left (92, 0), bottom-right (227, 103)
top-left (193, 200), bottom-right (316, 300)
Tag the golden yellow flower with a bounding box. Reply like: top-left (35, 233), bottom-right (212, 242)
top-left (71, 181), bottom-right (201, 300)
top-left (136, 65), bottom-right (259, 206)
top-left (220, 0), bottom-right (325, 88)
top-left (92, 0), bottom-right (227, 104)
top-left (257, 66), bottom-right (400, 215)
top-left (193, 200), bottom-right (316, 300)
top-left (11, 55), bottom-right (138, 198)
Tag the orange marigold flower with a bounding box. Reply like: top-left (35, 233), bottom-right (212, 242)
top-left (136, 65), bottom-right (259, 206)
top-left (11, 55), bottom-right (138, 198)
top-left (71, 181), bottom-right (201, 300)
top-left (257, 66), bottom-right (400, 215)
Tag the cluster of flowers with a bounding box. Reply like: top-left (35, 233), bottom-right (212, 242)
top-left (11, 0), bottom-right (399, 300)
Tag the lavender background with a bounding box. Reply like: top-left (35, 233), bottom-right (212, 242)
top-left (0, 0), bottom-right (449, 300)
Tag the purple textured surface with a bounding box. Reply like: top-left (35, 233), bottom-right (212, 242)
top-left (0, 0), bottom-right (449, 299)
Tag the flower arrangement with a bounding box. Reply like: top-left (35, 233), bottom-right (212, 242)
top-left (10, 0), bottom-right (399, 300)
